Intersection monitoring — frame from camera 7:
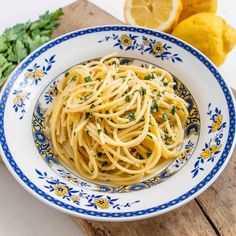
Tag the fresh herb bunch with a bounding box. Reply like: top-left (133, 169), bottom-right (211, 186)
top-left (0, 8), bottom-right (63, 86)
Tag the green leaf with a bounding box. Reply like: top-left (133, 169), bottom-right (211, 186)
top-left (49, 8), bottom-right (64, 21)
top-left (171, 106), bottom-right (176, 115)
top-left (29, 35), bottom-right (49, 52)
top-left (151, 102), bottom-right (158, 112)
top-left (84, 76), bottom-right (92, 82)
top-left (144, 73), bottom-right (155, 80)
top-left (0, 36), bottom-right (8, 53)
top-left (14, 39), bottom-right (28, 63)
top-left (128, 113), bottom-right (136, 120)
top-left (141, 87), bottom-right (146, 96)
top-left (1, 61), bottom-right (12, 72)
top-left (39, 30), bottom-right (51, 37)
top-left (125, 95), bottom-right (131, 102)
top-left (3, 64), bottom-right (16, 77)
top-left (4, 23), bottom-right (27, 41)
top-left (31, 28), bottom-right (41, 38)
top-left (0, 8), bottom-right (63, 86)
top-left (21, 34), bottom-right (32, 52)
top-left (0, 54), bottom-right (7, 66)
top-left (7, 46), bottom-right (18, 63)
top-left (162, 113), bottom-right (168, 121)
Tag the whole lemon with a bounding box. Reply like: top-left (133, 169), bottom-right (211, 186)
top-left (172, 13), bottom-right (236, 66)
top-left (179, 0), bottom-right (218, 21)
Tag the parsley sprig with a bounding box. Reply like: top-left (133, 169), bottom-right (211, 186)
top-left (0, 9), bottom-right (63, 86)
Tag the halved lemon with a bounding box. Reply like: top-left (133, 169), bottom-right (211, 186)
top-left (124, 0), bottom-right (183, 32)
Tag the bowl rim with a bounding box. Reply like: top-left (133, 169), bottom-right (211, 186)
top-left (0, 25), bottom-right (235, 222)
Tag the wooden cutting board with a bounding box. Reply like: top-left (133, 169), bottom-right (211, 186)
top-left (2, 0), bottom-right (236, 235)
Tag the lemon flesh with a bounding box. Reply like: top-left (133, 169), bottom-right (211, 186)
top-left (124, 0), bottom-right (182, 32)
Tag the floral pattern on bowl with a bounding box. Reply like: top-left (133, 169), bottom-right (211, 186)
top-left (98, 34), bottom-right (182, 63)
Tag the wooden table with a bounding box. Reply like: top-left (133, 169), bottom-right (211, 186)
top-left (2, 1), bottom-right (236, 235)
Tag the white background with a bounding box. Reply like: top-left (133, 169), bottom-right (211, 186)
top-left (0, 0), bottom-right (235, 235)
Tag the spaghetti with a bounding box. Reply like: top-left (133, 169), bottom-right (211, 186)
top-left (45, 53), bottom-right (189, 185)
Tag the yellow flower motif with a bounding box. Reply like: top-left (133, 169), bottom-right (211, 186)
top-left (34, 69), bottom-right (44, 79)
top-left (211, 114), bottom-right (223, 132)
top-left (200, 144), bottom-right (221, 159)
top-left (54, 184), bottom-right (68, 197)
top-left (143, 39), bottom-right (150, 45)
top-left (152, 42), bottom-right (164, 55)
top-left (71, 196), bottom-right (80, 202)
top-left (94, 198), bottom-right (109, 209)
top-left (211, 145), bottom-right (222, 153)
top-left (25, 71), bottom-right (34, 79)
top-left (13, 92), bottom-right (27, 105)
top-left (211, 122), bottom-right (221, 132)
top-left (121, 34), bottom-right (132, 47)
top-left (200, 148), bottom-right (212, 159)
top-left (214, 114), bottom-right (222, 123)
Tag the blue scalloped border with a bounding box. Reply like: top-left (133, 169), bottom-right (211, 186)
top-left (0, 26), bottom-right (235, 219)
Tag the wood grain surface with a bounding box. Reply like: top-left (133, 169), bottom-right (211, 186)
top-left (1, 1), bottom-right (235, 235)
top-left (52, 0), bottom-right (122, 39)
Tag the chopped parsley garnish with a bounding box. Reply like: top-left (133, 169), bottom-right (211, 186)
top-left (84, 76), bottom-right (92, 82)
top-left (141, 87), bottom-right (146, 96)
top-left (128, 113), bottom-right (136, 120)
top-left (97, 129), bottom-right (102, 134)
top-left (90, 104), bottom-right (95, 108)
top-left (65, 72), bottom-right (69, 77)
top-left (125, 95), bottom-right (131, 102)
top-left (162, 113), bottom-right (168, 121)
top-left (151, 102), bottom-right (158, 112)
top-left (161, 78), bottom-right (168, 87)
top-left (144, 73), bottom-right (155, 80)
top-left (105, 110), bottom-right (109, 114)
top-left (71, 76), bottom-right (77, 81)
top-left (163, 134), bottom-right (174, 145)
top-left (163, 133), bottom-right (169, 140)
top-left (171, 106), bottom-right (176, 115)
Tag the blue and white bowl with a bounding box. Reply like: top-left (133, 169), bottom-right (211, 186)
top-left (0, 25), bottom-right (235, 221)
